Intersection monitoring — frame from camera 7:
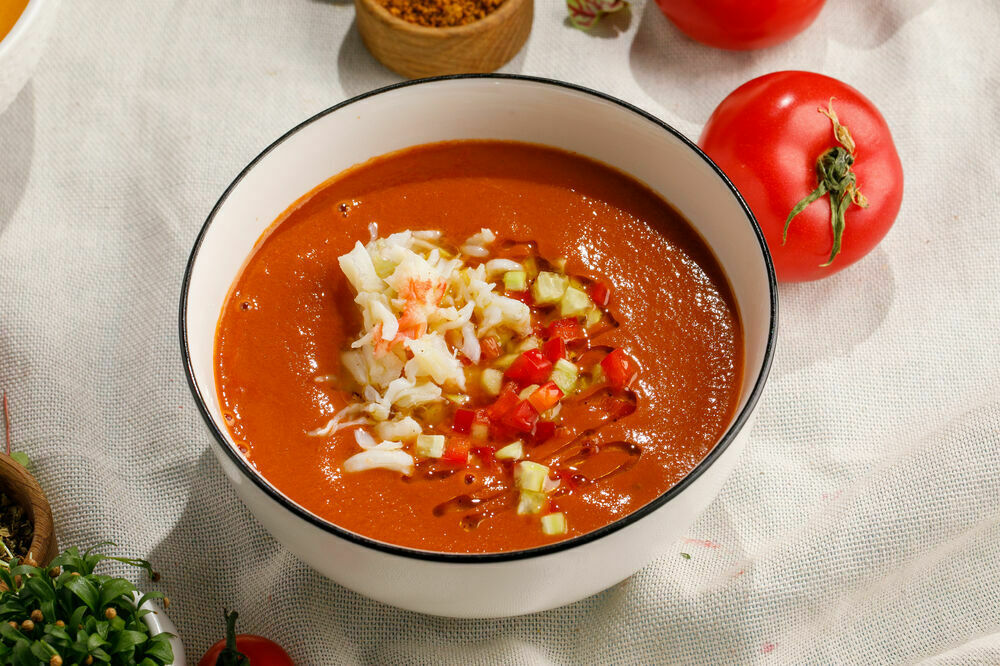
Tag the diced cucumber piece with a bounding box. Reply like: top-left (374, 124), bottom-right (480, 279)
top-left (541, 512), bottom-right (567, 535)
top-left (532, 271), bottom-right (568, 305)
top-left (523, 256), bottom-right (539, 280)
top-left (550, 358), bottom-right (579, 394)
top-left (415, 434), bottom-right (445, 459)
top-left (517, 490), bottom-right (546, 515)
top-left (481, 368), bottom-right (504, 396)
top-left (444, 393), bottom-right (470, 405)
top-left (518, 384), bottom-right (540, 400)
top-left (471, 423), bottom-right (489, 441)
top-left (560, 286), bottom-right (593, 317)
top-left (503, 270), bottom-right (527, 291)
top-left (495, 441), bottom-right (524, 461)
top-left (585, 307), bottom-right (602, 328)
top-left (515, 336), bottom-right (540, 352)
top-left (514, 461), bottom-right (549, 492)
top-left (494, 353), bottom-right (520, 370)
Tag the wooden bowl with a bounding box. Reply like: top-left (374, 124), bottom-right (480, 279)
top-left (0, 454), bottom-right (57, 567)
top-left (354, 0), bottom-right (533, 79)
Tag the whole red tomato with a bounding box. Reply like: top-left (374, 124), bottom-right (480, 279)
top-left (699, 71), bottom-right (904, 282)
top-left (655, 0), bottom-right (826, 50)
top-left (199, 611), bottom-right (294, 666)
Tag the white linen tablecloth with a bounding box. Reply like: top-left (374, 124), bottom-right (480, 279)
top-left (1, 0), bottom-right (998, 663)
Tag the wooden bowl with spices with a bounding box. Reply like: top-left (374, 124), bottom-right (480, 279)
top-left (0, 454), bottom-right (57, 569)
top-left (355, 0), bottom-right (532, 79)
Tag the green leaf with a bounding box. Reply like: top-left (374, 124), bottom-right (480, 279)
top-left (11, 640), bottom-right (35, 666)
top-left (64, 575), bottom-right (100, 613)
top-left (143, 633), bottom-right (174, 664)
top-left (94, 619), bottom-right (109, 640)
top-left (29, 639), bottom-right (56, 661)
top-left (68, 606), bottom-right (88, 632)
top-left (101, 578), bottom-right (135, 607)
top-left (9, 452), bottom-right (29, 468)
top-left (42, 624), bottom-right (71, 642)
top-left (112, 629), bottom-right (148, 654)
top-left (87, 631), bottom-right (108, 651)
top-left (49, 546), bottom-right (83, 572)
top-left (0, 621), bottom-right (25, 643)
top-left (9, 564), bottom-right (41, 578)
top-left (0, 564), bottom-right (16, 590)
top-left (23, 576), bottom-right (56, 601)
top-left (109, 614), bottom-right (125, 632)
top-left (0, 600), bottom-right (27, 615)
top-left (40, 600), bottom-right (56, 625)
top-left (91, 646), bottom-right (112, 662)
top-left (137, 659), bottom-right (158, 666)
top-left (135, 591), bottom-right (164, 610)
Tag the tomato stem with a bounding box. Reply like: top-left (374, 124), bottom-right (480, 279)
top-left (216, 610), bottom-right (250, 666)
top-left (783, 99), bottom-right (870, 267)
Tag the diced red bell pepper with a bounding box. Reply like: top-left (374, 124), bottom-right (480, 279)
top-left (452, 408), bottom-right (475, 434)
top-left (532, 420), bottom-right (556, 442)
top-left (590, 281), bottom-right (612, 308)
top-left (471, 446), bottom-right (495, 468)
top-left (471, 409), bottom-right (491, 441)
top-left (502, 400), bottom-right (539, 434)
top-left (489, 383), bottom-right (521, 421)
top-left (542, 337), bottom-right (566, 364)
top-left (545, 318), bottom-right (586, 345)
top-left (479, 336), bottom-right (502, 360)
top-left (442, 438), bottom-right (470, 464)
top-left (527, 382), bottom-right (563, 414)
top-left (505, 349), bottom-right (553, 385)
top-left (556, 468), bottom-right (581, 490)
top-left (507, 290), bottom-right (535, 306)
top-left (601, 348), bottom-right (639, 389)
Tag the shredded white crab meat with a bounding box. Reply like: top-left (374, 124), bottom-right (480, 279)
top-left (313, 228), bottom-right (533, 475)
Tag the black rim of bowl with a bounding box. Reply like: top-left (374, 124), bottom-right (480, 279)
top-left (180, 73), bottom-right (779, 564)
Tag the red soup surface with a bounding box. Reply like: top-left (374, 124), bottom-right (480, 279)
top-left (215, 140), bottom-right (743, 553)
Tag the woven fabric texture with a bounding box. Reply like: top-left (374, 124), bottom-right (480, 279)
top-left (1, 0), bottom-right (998, 663)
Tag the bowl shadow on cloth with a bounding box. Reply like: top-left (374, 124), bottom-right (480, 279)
top-left (146, 449), bottom-right (284, 657)
top-left (335, 17), bottom-right (529, 100)
top-left (627, 0), bottom-right (932, 126)
top-left (771, 246), bottom-right (895, 379)
top-left (0, 82), bottom-right (35, 231)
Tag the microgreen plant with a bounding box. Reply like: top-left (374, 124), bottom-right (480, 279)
top-left (0, 543), bottom-right (173, 665)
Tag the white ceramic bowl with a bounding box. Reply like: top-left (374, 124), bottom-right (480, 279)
top-left (137, 595), bottom-right (185, 666)
top-left (181, 75), bottom-right (777, 618)
top-left (0, 0), bottom-right (59, 115)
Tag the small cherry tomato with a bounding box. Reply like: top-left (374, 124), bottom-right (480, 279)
top-left (656, 0), bottom-right (826, 50)
top-left (199, 611), bottom-right (293, 666)
top-left (699, 71), bottom-right (904, 282)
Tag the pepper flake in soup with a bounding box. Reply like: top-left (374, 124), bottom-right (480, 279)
top-left (215, 140), bottom-right (743, 554)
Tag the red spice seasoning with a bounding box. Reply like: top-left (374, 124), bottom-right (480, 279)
top-left (378, 0), bottom-right (506, 27)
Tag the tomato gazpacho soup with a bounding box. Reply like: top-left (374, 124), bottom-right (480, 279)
top-left (215, 140), bottom-right (743, 553)
top-left (0, 0), bottom-right (29, 42)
